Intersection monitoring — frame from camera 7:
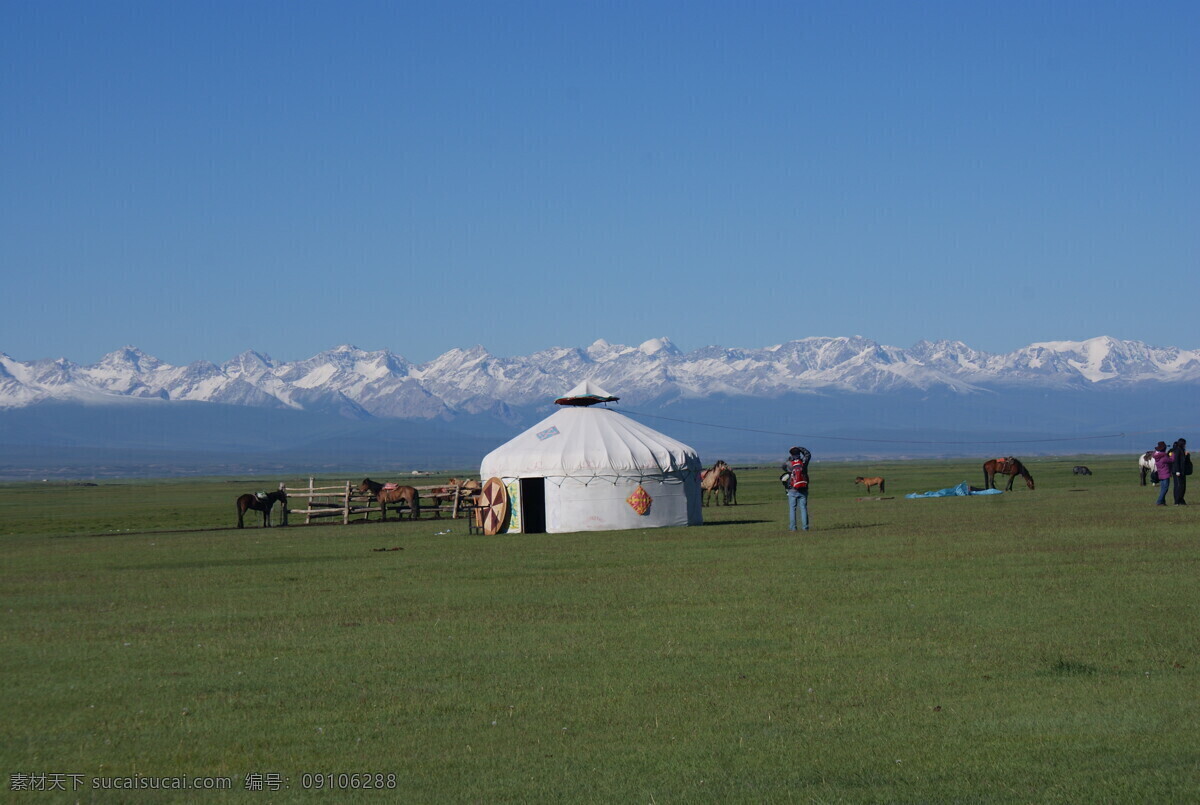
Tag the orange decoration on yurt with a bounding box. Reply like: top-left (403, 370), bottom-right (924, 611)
top-left (626, 485), bottom-right (652, 515)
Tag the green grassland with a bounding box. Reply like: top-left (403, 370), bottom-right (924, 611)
top-left (1, 457), bottom-right (1197, 802)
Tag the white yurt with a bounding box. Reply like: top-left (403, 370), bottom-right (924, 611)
top-left (478, 381), bottom-right (704, 534)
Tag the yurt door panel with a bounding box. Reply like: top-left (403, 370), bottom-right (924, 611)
top-left (519, 478), bottom-right (546, 534)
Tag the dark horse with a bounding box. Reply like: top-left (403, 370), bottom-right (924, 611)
top-left (236, 489), bottom-right (287, 528)
top-left (357, 478), bottom-right (421, 520)
top-left (983, 457), bottom-right (1035, 491)
top-left (717, 467), bottom-right (738, 505)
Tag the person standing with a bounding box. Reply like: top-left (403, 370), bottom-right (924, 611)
top-left (1170, 438), bottom-right (1189, 505)
top-left (1153, 441), bottom-right (1172, 506)
top-left (782, 446), bottom-right (811, 531)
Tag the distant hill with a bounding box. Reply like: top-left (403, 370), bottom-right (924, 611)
top-left (1, 336), bottom-right (1195, 478)
top-left (0, 402), bottom-right (495, 479)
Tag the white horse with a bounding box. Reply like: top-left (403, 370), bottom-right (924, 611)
top-left (1139, 451), bottom-right (1157, 486)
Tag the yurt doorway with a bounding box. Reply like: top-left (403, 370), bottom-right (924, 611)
top-left (519, 478), bottom-right (546, 533)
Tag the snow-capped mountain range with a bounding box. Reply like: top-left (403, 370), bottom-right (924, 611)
top-left (2, 335), bottom-right (1198, 419)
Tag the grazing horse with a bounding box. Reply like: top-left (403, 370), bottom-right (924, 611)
top-left (701, 461), bottom-right (730, 506)
top-left (1139, 452), bottom-right (1157, 486)
top-left (357, 478), bottom-right (421, 521)
top-left (1072, 466), bottom-right (1092, 476)
top-left (236, 489), bottom-right (287, 529)
top-left (982, 457), bottom-right (1035, 491)
top-left (855, 476), bottom-right (885, 494)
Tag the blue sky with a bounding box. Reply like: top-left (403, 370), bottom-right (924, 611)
top-left (2, 1), bottom-right (1196, 366)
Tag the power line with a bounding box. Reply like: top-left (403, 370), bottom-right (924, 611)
top-left (618, 407), bottom-right (1157, 446)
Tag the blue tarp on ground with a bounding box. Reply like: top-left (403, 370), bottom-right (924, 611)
top-left (905, 481), bottom-right (1004, 499)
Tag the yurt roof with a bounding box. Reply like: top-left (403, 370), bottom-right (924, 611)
top-left (480, 402), bottom-right (699, 481)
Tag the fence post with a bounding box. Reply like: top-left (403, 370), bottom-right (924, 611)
top-left (343, 481), bottom-right (351, 525)
top-left (279, 482), bottom-right (289, 527)
top-left (306, 477), bottom-right (314, 525)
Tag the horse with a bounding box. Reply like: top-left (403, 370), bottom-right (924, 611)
top-left (357, 478), bottom-right (421, 521)
top-left (700, 460), bottom-right (727, 484)
top-left (447, 478), bottom-right (482, 500)
top-left (1072, 466), bottom-right (1092, 476)
top-left (982, 457), bottom-right (1035, 491)
top-left (716, 467), bottom-right (738, 505)
top-left (705, 465), bottom-right (736, 506)
top-left (426, 478), bottom-right (482, 516)
top-left (855, 476), bottom-right (885, 494)
top-left (456, 478), bottom-right (482, 511)
top-left (701, 461), bottom-right (730, 506)
top-left (236, 489), bottom-right (287, 529)
top-left (1139, 452), bottom-right (1157, 486)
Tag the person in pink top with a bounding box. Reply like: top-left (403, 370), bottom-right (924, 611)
top-left (1152, 441), bottom-right (1172, 506)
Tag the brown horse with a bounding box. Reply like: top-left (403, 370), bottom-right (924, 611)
top-left (357, 478), bottom-right (421, 520)
top-left (716, 467), bottom-right (738, 505)
top-left (855, 476), bottom-right (885, 494)
top-left (236, 489), bottom-right (287, 528)
top-left (983, 457), bottom-right (1035, 491)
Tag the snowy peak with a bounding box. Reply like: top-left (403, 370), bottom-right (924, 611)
top-left (1026, 337), bottom-right (1124, 381)
top-left (223, 350), bottom-right (276, 376)
top-left (587, 339), bottom-right (635, 362)
top-left (98, 346), bottom-right (162, 371)
top-left (909, 339), bottom-right (988, 369)
top-left (998, 337), bottom-right (1193, 383)
top-left (639, 337), bottom-right (682, 357)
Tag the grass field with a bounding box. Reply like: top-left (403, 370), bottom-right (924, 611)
top-left (2, 456), bottom-right (1197, 802)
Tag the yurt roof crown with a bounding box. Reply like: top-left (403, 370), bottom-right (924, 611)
top-left (554, 380), bottom-right (619, 407)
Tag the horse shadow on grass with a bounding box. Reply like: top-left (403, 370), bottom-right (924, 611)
top-left (818, 522), bottom-right (886, 532)
top-left (700, 520), bottom-right (887, 531)
top-left (109, 554), bottom-right (369, 572)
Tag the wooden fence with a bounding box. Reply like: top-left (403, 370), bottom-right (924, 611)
top-left (280, 478), bottom-right (478, 526)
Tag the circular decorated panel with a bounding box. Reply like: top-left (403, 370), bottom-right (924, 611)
top-left (480, 477), bottom-right (509, 535)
